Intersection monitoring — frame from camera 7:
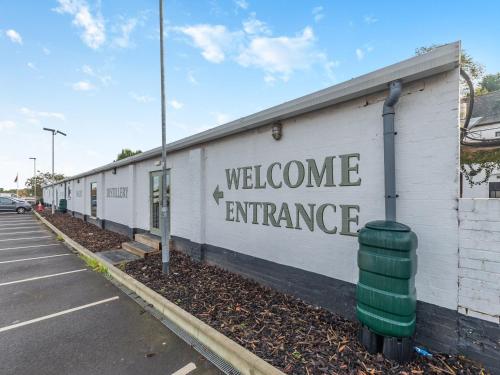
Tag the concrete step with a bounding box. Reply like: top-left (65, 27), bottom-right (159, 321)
top-left (134, 233), bottom-right (161, 250)
top-left (122, 241), bottom-right (160, 258)
top-left (95, 249), bottom-right (140, 265)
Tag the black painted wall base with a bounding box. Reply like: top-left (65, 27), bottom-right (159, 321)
top-left (67, 210), bottom-right (139, 239)
top-left (171, 235), bottom-right (499, 373)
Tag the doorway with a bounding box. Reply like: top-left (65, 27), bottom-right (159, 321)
top-left (150, 171), bottom-right (170, 236)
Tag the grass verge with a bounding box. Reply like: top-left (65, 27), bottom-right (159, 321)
top-left (79, 254), bottom-right (108, 275)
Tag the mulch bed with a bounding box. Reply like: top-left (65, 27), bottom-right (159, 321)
top-left (124, 251), bottom-right (488, 375)
top-left (40, 211), bottom-right (129, 252)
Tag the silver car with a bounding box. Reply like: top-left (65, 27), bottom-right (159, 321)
top-left (0, 197), bottom-right (32, 214)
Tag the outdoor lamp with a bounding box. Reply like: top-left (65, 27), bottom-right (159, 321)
top-left (272, 122), bottom-right (282, 140)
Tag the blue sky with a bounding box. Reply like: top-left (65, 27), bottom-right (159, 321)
top-left (1, 0), bottom-right (499, 189)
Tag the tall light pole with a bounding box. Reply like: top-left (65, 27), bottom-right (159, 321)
top-left (43, 128), bottom-right (67, 214)
top-left (159, 0), bottom-right (170, 274)
top-left (29, 157), bottom-right (37, 201)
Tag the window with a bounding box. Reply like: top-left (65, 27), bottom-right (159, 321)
top-left (489, 182), bottom-right (500, 198)
top-left (495, 131), bottom-right (500, 137)
top-left (0, 197), bottom-right (13, 205)
top-left (90, 182), bottom-right (97, 217)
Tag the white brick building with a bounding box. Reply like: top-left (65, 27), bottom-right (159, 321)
top-left (43, 43), bottom-right (499, 372)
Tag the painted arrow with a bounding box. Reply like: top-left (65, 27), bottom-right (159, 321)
top-left (213, 185), bottom-right (224, 205)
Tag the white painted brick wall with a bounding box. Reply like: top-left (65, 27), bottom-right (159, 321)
top-left (41, 68), bottom-right (462, 313)
top-left (458, 198), bottom-right (500, 323)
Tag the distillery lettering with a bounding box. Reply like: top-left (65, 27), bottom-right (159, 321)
top-left (223, 154), bottom-right (361, 236)
top-left (106, 187), bottom-right (128, 198)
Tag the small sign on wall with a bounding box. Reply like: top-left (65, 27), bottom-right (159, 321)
top-left (107, 187), bottom-right (128, 198)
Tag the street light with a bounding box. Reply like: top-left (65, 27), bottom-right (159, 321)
top-left (159, 0), bottom-right (170, 274)
top-left (29, 157), bottom-right (36, 202)
top-left (43, 128), bottom-right (67, 214)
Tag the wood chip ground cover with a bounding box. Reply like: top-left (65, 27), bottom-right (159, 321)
top-left (40, 211), bottom-right (128, 252)
top-left (124, 252), bottom-right (488, 375)
top-left (40, 213), bottom-right (488, 374)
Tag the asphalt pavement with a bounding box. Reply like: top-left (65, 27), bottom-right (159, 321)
top-left (0, 212), bottom-right (222, 375)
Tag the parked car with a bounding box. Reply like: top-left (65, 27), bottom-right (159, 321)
top-left (21, 197), bottom-right (36, 205)
top-left (0, 197), bottom-right (32, 213)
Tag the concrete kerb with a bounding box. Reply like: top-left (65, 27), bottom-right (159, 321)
top-left (33, 212), bottom-right (284, 375)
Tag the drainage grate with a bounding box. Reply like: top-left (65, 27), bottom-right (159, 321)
top-left (110, 278), bottom-right (241, 375)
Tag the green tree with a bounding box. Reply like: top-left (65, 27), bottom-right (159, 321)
top-left (116, 148), bottom-right (142, 161)
top-left (25, 172), bottom-right (65, 198)
top-left (478, 73), bottom-right (500, 94)
top-left (415, 45), bottom-right (484, 83)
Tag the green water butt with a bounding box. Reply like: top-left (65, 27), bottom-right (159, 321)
top-left (356, 220), bottom-right (418, 338)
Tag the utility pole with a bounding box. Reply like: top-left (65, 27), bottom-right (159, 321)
top-left (159, 0), bottom-right (170, 274)
top-left (43, 128), bottom-right (67, 214)
top-left (29, 157), bottom-right (37, 201)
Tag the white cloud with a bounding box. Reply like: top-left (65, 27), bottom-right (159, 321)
top-left (243, 13), bottom-right (271, 35)
top-left (0, 120), bottom-right (16, 131)
top-left (174, 24), bottom-right (238, 63)
top-left (169, 99), bottom-right (183, 109)
top-left (312, 6), bottom-right (324, 23)
top-left (355, 48), bottom-right (365, 60)
top-left (264, 74), bottom-right (276, 85)
top-left (187, 70), bottom-right (198, 85)
top-left (174, 20), bottom-right (337, 82)
top-left (27, 62), bottom-right (37, 70)
top-left (54, 0), bottom-right (105, 50)
top-left (363, 15), bottom-right (378, 24)
top-left (234, 0), bottom-right (249, 10)
top-left (5, 29), bottom-right (22, 45)
top-left (356, 46), bottom-right (374, 61)
top-left (113, 17), bottom-right (138, 48)
top-left (237, 27), bottom-right (322, 81)
top-left (81, 64), bottom-right (111, 86)
top-left (43, 47), bottom-right (51, 55)
top-left (129, 92), bottom-right (155, 103)
top-left (72, 80), bottom-right (95, 91)
top-left (20, 108), bottom-right (66, 124)
top-left (212, 112), bottom-right (232, 125)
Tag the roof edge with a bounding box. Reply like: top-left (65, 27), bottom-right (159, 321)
top-left (45, 42), bottom-right (460, 187)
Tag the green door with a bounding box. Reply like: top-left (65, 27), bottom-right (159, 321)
top-left (150, 171), bottom-right (170, 236)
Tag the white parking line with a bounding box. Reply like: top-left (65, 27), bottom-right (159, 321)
top-left (0, 230), bottom-right (45, 235)
top-left (0, 223), bottom-right (38, 227)
top-left (0, 269), bottom-right (87, 287)
top-left (0, 221), bottom-right (37, 225)
top-left (0, 254), bottom-right (70, 264)
top-left (171, 363), bottom-right (197, 375)
top-left (0, 244), bottom-right (58, 252)
top-left (0, 223), bottom-right (39, 227)
top-left (0, 226), bottom-right (41, 230)
top-left (0, 296), bottom-right (120, 333)
top-left (0, 236), bottom-right (52, 242)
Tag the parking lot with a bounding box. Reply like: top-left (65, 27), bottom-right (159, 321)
top-left (0, 212), bottom-right (221, 375)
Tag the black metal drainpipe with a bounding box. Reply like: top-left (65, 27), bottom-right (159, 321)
top-left (382, 80), bottom-right (402, 222)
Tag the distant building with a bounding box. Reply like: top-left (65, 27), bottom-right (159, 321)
top-left (467, 90), bottom-right (500, 140)
top-left (461, 90), bottom-right (500, 198)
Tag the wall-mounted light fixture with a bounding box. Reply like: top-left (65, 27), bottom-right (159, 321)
top-left (272, 121), bottom-right (282, 141)
top-left (112, 167), bottom-right (117, 175)
top-left (154, 160), bottom-right (162, 166)
top-left (77, 179), bottom-right (80, 184)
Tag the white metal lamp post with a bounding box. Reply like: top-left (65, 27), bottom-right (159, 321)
top-left (29, 157), bottom-right (36, 202)
top-left (43, 128), bottom-right (67, 214)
